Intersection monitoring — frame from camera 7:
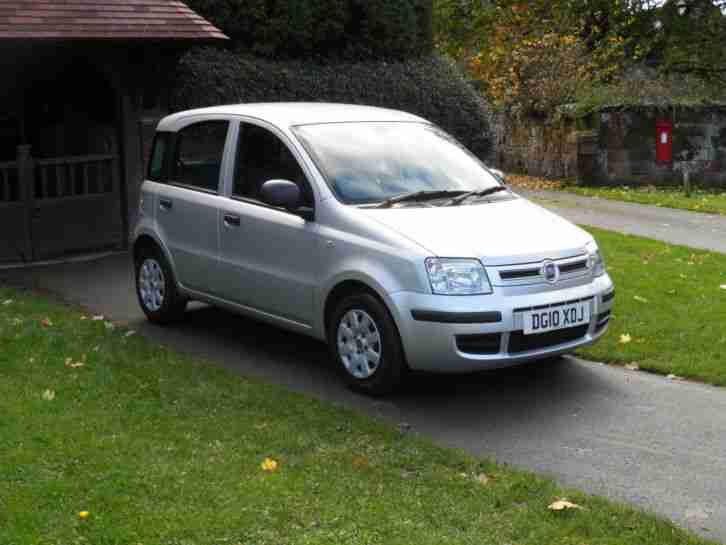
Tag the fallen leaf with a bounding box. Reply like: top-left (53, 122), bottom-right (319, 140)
top-left (619, 333), bottom-right (632, 344)
top-left (104, 322), bottom-right (115, 330)
top-left (91, 315), bottom-right (104, 321)
top-left (633, 295), bottom-right (649, 304)
top-left (720, 285), bottom-right (726, 290)
top-left (625, 363), bottom-right (639, 371)
top-left (64, 358), bottom-right (84, 369)
top-left (42, 389), bottom-right (56, 401)
top-left (2, 299), bottom-right (13, 305)
top-left (79, 511), bottom-right (90, 520)
top-left (80, 315), bottom-right (88, 321)
top-left (476, 473), bottom-right (490, 486)
top-left (41, 317), bottom-right (53, 327)
top-left (548, 499), bottom-right (583, 511)
top-left (92, 345), bottom-right (100, 352)
top-left (261, 458), bottom-right (278, 472)
top-left (667, 374), bottom-right (683, 381)
top-left (124, 330), bottom-right (136, 338)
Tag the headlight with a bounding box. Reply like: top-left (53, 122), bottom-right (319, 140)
top-left (586, 241), bottom-right (606, 277)
top-left (425, 258), bottom-right (492, 295)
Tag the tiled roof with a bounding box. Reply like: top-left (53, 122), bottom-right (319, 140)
top-left (0, 0), bottom-right (228, 40)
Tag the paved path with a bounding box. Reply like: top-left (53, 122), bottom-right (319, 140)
top-left (520, 189), bottom-right (726, 254)
top-left (3, 253), bottom-right (726, 541)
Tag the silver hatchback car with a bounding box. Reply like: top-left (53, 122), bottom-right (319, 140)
top-left (133, 103), bottom-right (614, 394)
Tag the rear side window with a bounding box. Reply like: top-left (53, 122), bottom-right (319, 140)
top-left (147, 132), bottom-right (168, 182)
top-left (171, 121), bottom-right (229, 193)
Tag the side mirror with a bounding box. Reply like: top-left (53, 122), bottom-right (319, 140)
top-left (260, 179), bottom-right (301, 210)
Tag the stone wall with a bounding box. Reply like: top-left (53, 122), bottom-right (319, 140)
top-left (495, 109), bottom-right (726, 187)
top-left (493, 113), bottom-right (579, 179)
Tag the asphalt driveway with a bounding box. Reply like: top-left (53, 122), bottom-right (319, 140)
top-left (520, 189), bottom-right (726, 254)
top-left (3, 252), bottom-right (726, 541)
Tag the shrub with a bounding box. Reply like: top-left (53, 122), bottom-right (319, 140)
top-left (173, 47), bottom-right (492, 160)
top-left (183, 0), bottom-right (433, 59)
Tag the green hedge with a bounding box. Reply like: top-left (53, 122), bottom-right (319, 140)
top-left (183, 0), bottom-right (433, 59)
top-left (173, 48), bottom-right (492, 160)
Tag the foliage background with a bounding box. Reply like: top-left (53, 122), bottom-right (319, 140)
top-left (173, 48), bottom-right (492, 160)
top-left (184, 0), bottom-right (433, 59)
top-left (435, 0), bottom-right (726, 117)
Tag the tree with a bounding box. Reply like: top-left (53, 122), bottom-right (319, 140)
top-left (435, 0), bottom-right (726, 114)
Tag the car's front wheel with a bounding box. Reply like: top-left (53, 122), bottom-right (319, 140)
top-left (135, 245), bottom-right (187, 324)
top-left (328, 293), bottom-right (406, 395)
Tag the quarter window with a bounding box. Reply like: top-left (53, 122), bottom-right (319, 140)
top-left (172, 121), bottom-right (229, 193)
top-left (233, 124), bottom-right (312, 207)
top-left (147, 132), bottom-right (167, 182)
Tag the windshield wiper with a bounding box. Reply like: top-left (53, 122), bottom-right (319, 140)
top-left (376, 190), bottom-right (464, 209)
top-left (446, 186), bottom-right (508, 206)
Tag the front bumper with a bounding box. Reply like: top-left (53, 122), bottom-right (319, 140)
top-left (388, 274), bottom-right (614, 373)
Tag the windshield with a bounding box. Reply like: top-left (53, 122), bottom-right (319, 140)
top-left (293, 122), bottom-right (503, 205)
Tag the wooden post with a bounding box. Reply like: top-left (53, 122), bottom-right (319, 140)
top-left (16, 144), bottom-right (34, 261)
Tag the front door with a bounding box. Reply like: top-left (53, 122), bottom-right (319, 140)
top-left (217, 121), bottom-right (319, 326)
top-left (154, 119), bottom-right (230, 293)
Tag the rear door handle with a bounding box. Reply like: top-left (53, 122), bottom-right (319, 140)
top-left (159, 198), bottom-right (173, 211)
top-left (223, 213), bottom-right (241, 227)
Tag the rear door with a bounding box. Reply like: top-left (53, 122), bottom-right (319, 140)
top-left (154, 119), bottom-right (231, 294)
top-left (217, 120), bottom-right (320, 326)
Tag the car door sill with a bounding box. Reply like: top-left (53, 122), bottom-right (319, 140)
top-left (179, 284), bottom-right (313, 333)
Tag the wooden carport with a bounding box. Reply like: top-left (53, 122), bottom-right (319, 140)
top-left (0, 0), bottom-right (226, 263)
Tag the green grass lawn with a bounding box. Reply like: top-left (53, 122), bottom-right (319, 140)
top-left (579, 227), bottom-right (726, 384)
top-left (0, 287), bottom-right (712, 545)
top-left (566, 186), bottom-right (726, 216)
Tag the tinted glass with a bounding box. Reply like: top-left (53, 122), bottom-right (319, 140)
top-left (147, 133), bottom-right (167, 182)
top-left (294, 122), bottom-right (501, 205)
top-left (233, 124), bottom-right (312, 206)
top-left (172, 121), bottom-right (229, 192)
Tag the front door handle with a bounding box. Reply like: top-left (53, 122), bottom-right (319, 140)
top-left (159, 198), bottom-right (173, 211)
top-left (223, 213), bottom-right (241, 227)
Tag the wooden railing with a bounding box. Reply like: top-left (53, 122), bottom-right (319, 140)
top-left (34, 154), bottom-right (117, 200)
top-left (0, 161), bottom-right (18, 203)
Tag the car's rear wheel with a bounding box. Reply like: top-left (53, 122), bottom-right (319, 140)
top-left (328, 293), bottom-right (405, 395)
top-left (135, 245), bottom-right (187, 324)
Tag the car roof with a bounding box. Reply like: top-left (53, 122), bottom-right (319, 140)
top-left (157, 102), bottom-right (428, 131)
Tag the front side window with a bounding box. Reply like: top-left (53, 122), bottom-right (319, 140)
top-left (171, 121), bottom-right (229, 193)
top-left (293, 122), bottom-right (502, 205)
top-left (233, 123), bottom-right (313, 207)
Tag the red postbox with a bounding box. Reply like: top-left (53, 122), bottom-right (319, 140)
top-left (656, 119), bottom-right (673, 164)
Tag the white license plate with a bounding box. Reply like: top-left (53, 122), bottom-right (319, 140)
top-left (522, 302), bottom-right (590, 335)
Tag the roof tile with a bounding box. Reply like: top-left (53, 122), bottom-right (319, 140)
top-left (0, 0), bottom-right (227, 40)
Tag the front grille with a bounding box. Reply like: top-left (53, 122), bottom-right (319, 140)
top-left (508, 325), bottom-right (589, 354)
top-left (559, 259), bottom-right (588, 274)
top-left (595, 310), bottom-right (611, 333)
top-left (602, 290), bottom-right (615, 303)
top-left (456, 333), bottom-right (502, 355)
top-left (500, 268), bottom-right (540, 280)
top-left (493, 255), bottom-right (590, 286)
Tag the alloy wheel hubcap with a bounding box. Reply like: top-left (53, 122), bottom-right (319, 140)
top-left (337, 309), bottom-right (382, 379)
top-left (139, 258), bottom-right (165, 312)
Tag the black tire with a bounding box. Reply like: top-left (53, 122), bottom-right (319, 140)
top-left (135, 245), bottom-right (187, 324)
top-left (327, 292), bottom-right (406, 396)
